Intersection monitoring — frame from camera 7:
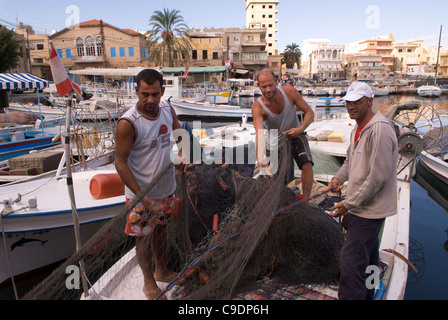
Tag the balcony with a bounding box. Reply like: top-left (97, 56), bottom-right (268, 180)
top-left (242, 40), bottom-right (266, 47)
top-left (72, 55), bottom-right (104, 64)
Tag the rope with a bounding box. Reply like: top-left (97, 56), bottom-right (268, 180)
top-left (382, 248), bottom-right (419, 274)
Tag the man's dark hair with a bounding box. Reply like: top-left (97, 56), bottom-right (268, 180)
top-left (136, 69), bottom-right (164, 89)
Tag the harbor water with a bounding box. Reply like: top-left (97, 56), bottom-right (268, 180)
top-left (1, 94), bottom-right (447, 300)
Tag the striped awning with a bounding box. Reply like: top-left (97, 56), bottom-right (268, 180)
top-left (0, 73), bottom-right (49, 90)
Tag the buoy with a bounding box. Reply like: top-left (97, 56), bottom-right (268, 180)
top-left (89, 173), bottom-right (124, 199)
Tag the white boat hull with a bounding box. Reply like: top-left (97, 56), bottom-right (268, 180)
top-left (205, 90), bottom-right (233, 104)
top-left (7, 102), bottom-right (129, 121)
top-left (418, 151), bottom-right (448, 185)
top-left (0, 220), bottom-right (108, 286)
top-left (171, 99), bottom-right (253, 119)
top-left (0, 169), bottom-right (125, 285)
top-left (417, 86), bottom-right (442, 97)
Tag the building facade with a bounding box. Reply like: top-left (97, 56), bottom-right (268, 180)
top-left (345, 54), bottom-right (388, 81)
top-left (245, 0), bottom-right (279, 56)
top-left (392, 40), bottom-right (427, 74)
top-left (10, 24), bottom-right (51, 79)
top-left (49, 19), bottom-right (148, 72)
top-left (440, 53), bottom-right (448, 78)
top-left (347, 33), bottom-right (395, 72)
top-left (186, 27), bottom-right (268, 79)
top-left (301, 39), bottom-right (345, 81)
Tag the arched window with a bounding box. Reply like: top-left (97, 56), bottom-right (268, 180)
top-left (96, 36), bottom-right (103, 56)
top-left (85, 35), bottom-right (95, 56)
top-left (76, 37), bottom-right (84, 56)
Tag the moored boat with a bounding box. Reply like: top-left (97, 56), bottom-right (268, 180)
top-left (417, 85), bottom-right (442, 97)
top-left (0, 166), bottom-right (125, 287)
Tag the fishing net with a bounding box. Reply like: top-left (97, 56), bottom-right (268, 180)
top-left (22, 138), bottom-right (343, 300)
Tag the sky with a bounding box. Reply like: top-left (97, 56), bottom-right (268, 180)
top-left (1, 0), bottom-right (447, 52)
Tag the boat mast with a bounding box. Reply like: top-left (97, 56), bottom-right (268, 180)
top-left (434, 25), bottom-right (442, 85)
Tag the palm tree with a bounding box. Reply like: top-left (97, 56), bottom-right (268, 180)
top-left (281, 43), bottom-right (302, 69)
top-left (147, 8), bottom-right (191, 67)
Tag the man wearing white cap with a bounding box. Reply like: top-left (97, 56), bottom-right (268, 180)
top-left (326, 81), bottom-right (399, 300)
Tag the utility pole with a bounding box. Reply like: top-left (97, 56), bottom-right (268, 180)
top-left (100, 20), bottom-right (107, 68)
top-left (434, 25), bottom-right (442, 85)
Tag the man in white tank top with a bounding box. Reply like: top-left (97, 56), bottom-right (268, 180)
top-left (251, 69), bottom-right (315, 202)
top-left (115, 69), bottom-right (185, 299)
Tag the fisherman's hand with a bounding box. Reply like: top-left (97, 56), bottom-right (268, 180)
top-left (174, 151), bottom-right (188, 172)
top-left (282, 128), bottom-right (302, 139)
top-left (329, 202), bottom-right (347, 218)
top-left (256, 161), bottom-right (274, 179)
top-left (327, 177), bottom-right (342, 192)
top-left (142, 195), bottom-right (163, 212)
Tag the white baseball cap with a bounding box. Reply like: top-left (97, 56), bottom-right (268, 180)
top-left (342, 82), bottom-right (374, 101)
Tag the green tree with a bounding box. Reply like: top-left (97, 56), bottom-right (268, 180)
top-left (0, 26), bottom-right (22, 73)
top-left (147, 8), bottom-right (191, 67)
top-left (281, 43), bottom-right (302, 69)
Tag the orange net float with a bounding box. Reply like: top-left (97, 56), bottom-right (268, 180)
top-left (89, 173), bottom-right (125, 199)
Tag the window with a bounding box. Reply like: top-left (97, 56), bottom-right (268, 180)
top-left (128, 47), bottom-right (134, 57)
top-left (36, 43), bottom-right (44, 50)
top-left (66, 49), bottom-right (71, 58)
top-left (203, 50), bottom-right (208, 59)
top-left (110, 47), bottom-right (116, 57)
top-left (57, 49), bottom-right (63, 58)
top-left (96, 36), bottom-right (103, 56)
top-left (233, 52), bottom-right (240, 61)
top-left (76, 37), bottom-right (84, 56)
top-left (213, 52), bottom-right (218, 60)
top-left (85, 36), bottom-right (95, 56)
top-left (33, 58), bottom-right (43, 63)
top-left (119, 47), bottom-right (125, 57)
top-left (192, 50), bottom-right (197, 60)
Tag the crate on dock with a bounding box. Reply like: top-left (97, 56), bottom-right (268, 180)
top-left (8, 151), bottom-right (64, 175)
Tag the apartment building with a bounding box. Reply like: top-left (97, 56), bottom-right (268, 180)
top-left (345, 54), bottom-right (388, 81)
top-left (14, 24), bottom-right (51, 80)
top-left (186, 27), bottom-right (268, 79)
top-left (245, 0), bottom-right (279, 56)
top-left (392, 40), bottom-right (427, 74)
top-left (440, 53), bottom-right (448, 77)
top-left (347, 33), bottom-right (395, 72)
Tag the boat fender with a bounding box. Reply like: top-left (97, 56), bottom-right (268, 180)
top-left (89, 173), bottom-right (125, 200)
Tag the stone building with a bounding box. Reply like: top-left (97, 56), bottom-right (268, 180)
top-left (49, 19), bottom-right (148, 72)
